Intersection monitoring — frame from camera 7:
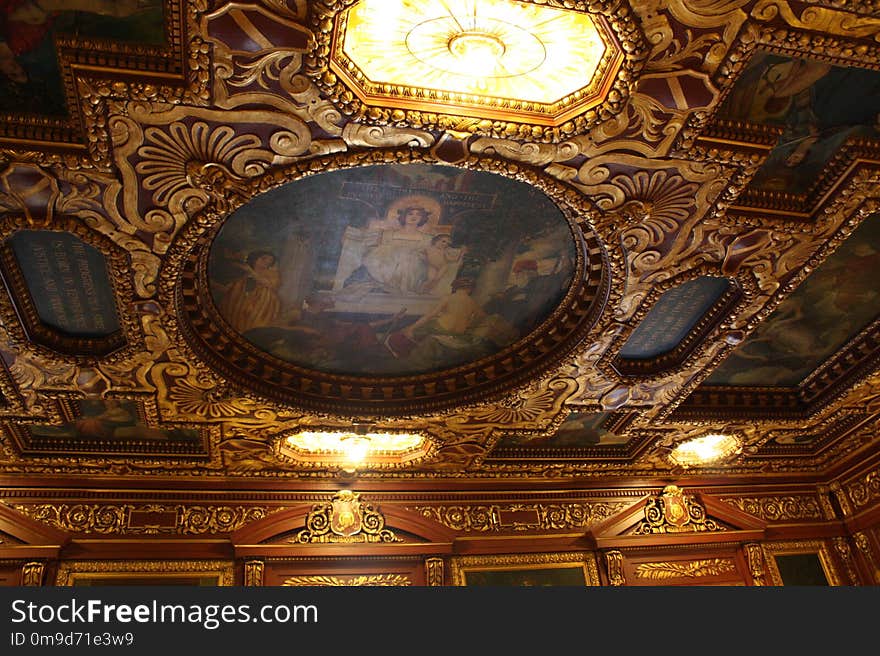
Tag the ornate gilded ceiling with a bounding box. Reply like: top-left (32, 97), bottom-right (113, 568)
top-left (0, 0), bottom-right (879, 484)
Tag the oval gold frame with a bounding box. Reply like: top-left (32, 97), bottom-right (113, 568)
top-left (171, 150), bottom-right (608, 416)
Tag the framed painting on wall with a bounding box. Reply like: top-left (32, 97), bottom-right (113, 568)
top-left (450, 552), bottom-right (600, 586)
top-left (55, 560), bottom-right (234, 586)
top-left (761, 541), bottom-right (840, 586)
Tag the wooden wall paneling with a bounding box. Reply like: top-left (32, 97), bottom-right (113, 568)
top-left (0, 561), bottom-right (23, 586)
top-left (612, 545), bottom-right (747, 586)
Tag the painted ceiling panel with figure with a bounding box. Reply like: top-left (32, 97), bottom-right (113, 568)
top-left (705, 214), bottom-right (880, 387)
top-left (716, 52), bottom-right (880, 195)
top-left (9, 398), bottom-right (204, 456)
top-left (494, 411), bottom-right (633, 450)
top-left (208, 163), bottom-right (577, 377)
top-left (0, 0), bottom-right (166, 117)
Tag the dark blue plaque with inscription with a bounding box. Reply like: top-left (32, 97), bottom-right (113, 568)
top-left (9, 231), bottom-right (120, 338)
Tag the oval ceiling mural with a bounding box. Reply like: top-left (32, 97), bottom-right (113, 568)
top-left (207, 163), bottom-right (578, 377)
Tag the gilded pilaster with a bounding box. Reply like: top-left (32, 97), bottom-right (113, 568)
top-left (605, 550), bottom-right (625, 586)
top-left (244, 560), bottom-right (264, 587)
top-left (21, 561), bottom-right (45, 586)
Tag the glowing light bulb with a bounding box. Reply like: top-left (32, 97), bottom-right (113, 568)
top-left (448, 31), bottom-right (505, 77)
top-left (341, 435), bottom-right (371, 464)
top-left (670, 433), bottom-right (741, 467)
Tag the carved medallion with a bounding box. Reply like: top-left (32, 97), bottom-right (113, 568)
top-left (330, 490), bottom-right (363, 538)
top-left (660, 485), bottom-right (690, 528)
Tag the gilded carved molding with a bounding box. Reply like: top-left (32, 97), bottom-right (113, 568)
top-left (749, 0), bottom-right (880, 37)
top-left (55, 560), bottom-right (235, 586)
top-left (244, 560), bottom-right (264, 587)
top-left (853, 532), bottom-right (880, 584)
top-left (829, 482), bottom-right (855, 517)
top-left (409, 502), bottom-right (627, 533)
top-left (633, 558), bottom-right (736, 580)
top-left (450, 551), bottom-right (600, 586)
top-left (425, 558), bottom-right (444, 587)
top-left (844, 467), bottom-right (880, 511)
top-left (762, 540), bottom-right (842, 585)
top-left (604, 550), bottom-right (625, 586)
top-left (745, 543), bottom-right (766, 586)
top-left (12, 503), bottom-right (279, 535)
top-left (282, 574), bottom-right (411, 586)
top-left (833, 537), bottom-right (860, 585)
top-left (718, 495), bottom-right (823, 522)
top-left (21, 562), bottom-right (45, 586)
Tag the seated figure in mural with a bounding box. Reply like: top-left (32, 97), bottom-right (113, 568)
top-left (420, 233), bottom-right (465, 294)
top-left (484, 255), bottom-right (570, 334)
top-left (338, 203), bottom-right (438, 296)
top-left (217, 250), bottom-right (282, 333)
top-left (247, 293), bottom-right (410, 372)
top-left (385, 277), bottom-right (516, 370)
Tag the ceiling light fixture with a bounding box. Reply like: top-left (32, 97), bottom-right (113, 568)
top-left (277, 428), bottom-right (433, 472)
top-left (669, 433), bottom-right (742, 468)
top-left (321, 0), bottom-right (632, 129)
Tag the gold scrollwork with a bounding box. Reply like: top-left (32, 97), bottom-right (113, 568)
top-left (634, 558), bottom-right (736, 579)
top-left (295, 491), bottom-right (399, 544)
top-left (720, 496), bottom-right (823, 522)
top-left (634, 485), bottom-right (725, 534)
top-left (282, 574), bottom-right (410, 586)
top-left (409, 502), bottom-right (627, 533)
top-left (845, 468), bottom-right (880, 510)
top-left (13, 503), bottom-right (278, 535)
